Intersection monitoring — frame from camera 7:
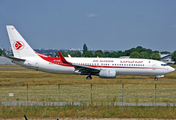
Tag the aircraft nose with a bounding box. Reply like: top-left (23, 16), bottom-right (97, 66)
top-left (169, 66), bottom-right (175, 72)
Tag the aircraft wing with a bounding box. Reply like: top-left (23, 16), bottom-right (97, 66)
top-left (58, 52), bottom-right (100, 73)
top-left (73, 63), bottom-right (100, 73)
top-left (4, 55), bottom-right (26, 61)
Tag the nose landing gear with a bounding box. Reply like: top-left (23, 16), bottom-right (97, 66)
top-left (154, 77), bottom-right (158, 81)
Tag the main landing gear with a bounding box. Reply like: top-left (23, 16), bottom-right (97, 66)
top-left (86, 75), bottom-right (92, 79)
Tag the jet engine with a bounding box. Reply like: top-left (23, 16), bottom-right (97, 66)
top-left (99, 69), bottom-right (116, 78)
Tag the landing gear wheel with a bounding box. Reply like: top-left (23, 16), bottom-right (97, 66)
top-left (155, 77), bottom-right (158, 81)
top-left (86, 75), bottom-right (92, 80)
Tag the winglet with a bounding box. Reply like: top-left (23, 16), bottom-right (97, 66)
top-left (58, 52), bottom-right (68, 63)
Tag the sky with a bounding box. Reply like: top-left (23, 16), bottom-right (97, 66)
top-left (0, 0), bottom-right (176, 52)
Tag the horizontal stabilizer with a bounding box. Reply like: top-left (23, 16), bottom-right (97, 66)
top-left (5, 55), bottom-right (26, 61)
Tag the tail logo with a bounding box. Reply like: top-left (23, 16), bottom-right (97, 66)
top-left (13, 41), bottom-right (24, 50)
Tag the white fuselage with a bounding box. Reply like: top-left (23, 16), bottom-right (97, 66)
top-left (13, 54), bottom-right (175, 76)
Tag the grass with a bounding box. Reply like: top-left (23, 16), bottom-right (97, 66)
top-left (1, 105), bottom-right (176, 119)
top-left (0, 68), bottom-right (176, 85)
top-left (0, 82), bottom-right (176, 103)
top-left (0, 65), bottom-right (176, 103)
top-left (0, 65), bottom-right (176, 119)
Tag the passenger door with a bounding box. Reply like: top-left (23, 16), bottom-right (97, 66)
top-left (152, 62), bottom-right (156, 70)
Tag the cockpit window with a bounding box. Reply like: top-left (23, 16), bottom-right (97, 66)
top-left (161, 64), bottom-right (167, 66)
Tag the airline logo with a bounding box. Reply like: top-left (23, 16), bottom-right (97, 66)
top-left (13, 41), bottom-right (24, 50)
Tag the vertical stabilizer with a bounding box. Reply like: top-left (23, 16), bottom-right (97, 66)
top-left (6, 26), bottom-right (37, 58)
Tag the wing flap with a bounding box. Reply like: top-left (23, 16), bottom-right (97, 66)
top-left (74, 64), bottom-right (100, 73)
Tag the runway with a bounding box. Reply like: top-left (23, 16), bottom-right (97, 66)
top-left (0, 68), bottom-right (32, 70)
top-left (1, 101), bottom-right (176, 106)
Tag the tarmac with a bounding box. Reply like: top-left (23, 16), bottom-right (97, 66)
top-left (1, 101), bottom-right (176, 106)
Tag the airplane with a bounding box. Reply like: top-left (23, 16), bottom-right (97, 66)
top-left (5, 25), bottom-right (175, 81)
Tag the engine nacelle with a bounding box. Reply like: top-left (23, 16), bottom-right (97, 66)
top-left (99, 69), bottom-right (116, 78)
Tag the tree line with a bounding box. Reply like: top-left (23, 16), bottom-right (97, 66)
top-left (1, 44), bottom-right (176, 64)
top-left (0, 49), bottom-right (5, 56)
top-left (54, 44), bottom-right (176, 64)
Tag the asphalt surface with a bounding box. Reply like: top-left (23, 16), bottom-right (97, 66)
top-left (0, 68), bottom-right (32, 70)
top-left (1, 101), bottom-right (176, 106)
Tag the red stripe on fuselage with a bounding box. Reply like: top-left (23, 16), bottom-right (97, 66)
top-left (35, 52), bottom-right (73, 67)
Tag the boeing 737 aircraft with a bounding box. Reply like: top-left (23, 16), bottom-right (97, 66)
top-left (5, 26), bottom-right (175, 81)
